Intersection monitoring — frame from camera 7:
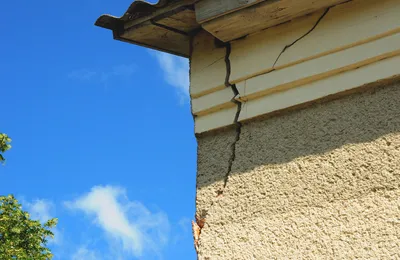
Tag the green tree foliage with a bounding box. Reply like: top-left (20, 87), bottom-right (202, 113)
top-left (1, 135), bottom-right (58, 258)
top-left (0, 133), bottom-right (12, 163)
top-left (0, 195), bottom-right (58, 259)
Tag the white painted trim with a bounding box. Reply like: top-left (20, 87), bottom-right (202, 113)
top-left (191, 0), bottom-right (400, 133)
top-left (190, 30), bottom-right (226, 98)
top-left (230, 0), bottom-right (400, 85)
top-left (239, 55), bottom-right (400, 122)
top-left (238, 33), bottom-right (400, 102)
top-left (191, 82), bottom-right (245, 116)
top-left (195, 107), bottom-right (237, 134)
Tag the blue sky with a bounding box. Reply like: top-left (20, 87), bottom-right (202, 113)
top-left (1, 0), bottom-right (197, 259)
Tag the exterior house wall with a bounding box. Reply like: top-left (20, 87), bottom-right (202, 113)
top-left (195, 80), bottom-right (400, 259)
top-left (96, 0), bottom-right (400, 257)
top-left (191, 0), bottom-right (400, 258)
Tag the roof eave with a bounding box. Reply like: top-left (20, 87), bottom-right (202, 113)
top-left (95, 0), bottom-right (199, 58)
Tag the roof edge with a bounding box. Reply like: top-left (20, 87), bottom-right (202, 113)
top-left (94, 0), bottom-right (171, 30)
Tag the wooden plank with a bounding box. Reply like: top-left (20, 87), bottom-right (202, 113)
top-left (191, 87), bottom-right (235, 116)
top-left (191, 81), bottom-right (245, 116)
top-left (122, 21), bottom-right (190, 56)
top-left (239, 55), bottom-right (400, 122)
top-left (201, 0), bottom-right (348, 42)
top-left (275, 0), bottom-right (400, 68)
top-left (195, 0), bottom-right (266, 23)
top-left (193, 31), bottom-right (400, 119)
top-left (230, 0), bottom-right (400, 84)
top-left (238, 33), bottom-right (400, 102)
top-left (230, 10), bottom-right (324, 85)
top-left (195, 107), bottom-right (238, 134)
top-left (123, 0), bottom-right (197, 29)
top-left (156, 9), bottom-right (200, 33)
top-left (191, 0), bottom-right (400, 133)
top-left (190, 30), bottom-right (227, 98)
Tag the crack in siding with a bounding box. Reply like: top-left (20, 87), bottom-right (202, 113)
top-left (272, 7), bottom-right (331, 68)
top-left (204, 55), bottom-right (225, 69)
top-left (217, 42), bottom-right (243, 196)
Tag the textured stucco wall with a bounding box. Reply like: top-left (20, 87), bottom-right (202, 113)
top-left (195, 81), bottom-right (400, 259)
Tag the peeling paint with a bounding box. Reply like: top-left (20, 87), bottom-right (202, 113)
top-left (192, 214), bottom-right (206, 254)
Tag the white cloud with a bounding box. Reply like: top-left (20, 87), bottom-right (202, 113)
top-left (24, 199), bottom-right (62, 245)
top-left (27, 199), bottom-right (53, 223)
top-left (152, 51), bottom-right (190, 101)
top-left (71, 246), bottom-right (99, 260)
top-left (65, 186), bottom-right (170, 258)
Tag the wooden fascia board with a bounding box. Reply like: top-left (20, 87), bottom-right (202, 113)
top-left (113, 31), bottom-right (190, 58)
top-left (198, 0), bottom-right (350, 42)
top-left (195, 0), bottom-right (267, 24)
top-left (123, 0), bottom-right (198, 29)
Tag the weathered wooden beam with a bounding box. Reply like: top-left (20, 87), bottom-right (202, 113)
top-left (120, 21), bottom-right (191, 57)
top-left (123, 0), bottom-right (198, 29)
top-left (195, 0), bottom-right (266, 23)
top-left (200, 0), bottom-right (349, 42)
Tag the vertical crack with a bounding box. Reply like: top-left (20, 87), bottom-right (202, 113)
top-left (193, 39), bottom-right (245, 257)
top-left (217, 42), bottom-right (243, 196)
top-left (220, 107), bottom-right (242, 194)
top-left (272, 7), bottom-right (331, 68)
top-left (216, 5), bottom-right (333, 197)
top-left (193, 5), bottom-right (339, 254)
top-left (224, 43), bottom-right (233, 89)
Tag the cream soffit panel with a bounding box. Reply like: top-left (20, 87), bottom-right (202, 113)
top-left (191, 0), bottom-right (400, 134)
top-left (194, 52), bottom-right (400, 133)
top-left (230, 0), bottom-right (400, 85)
top-left (191, 87), bottom-right (234, 116)
top-left (192, 31), bottom-right (400, 130)
top-left (229, 10), bottom-right (326, 85)
top-left (194, 107), bottom-right (237, 134)
top-left (200, 0), bottom-right (349, 42)
top-left (191, 82), bottom-right (245, 116)
top-left (237, 33), bottom-right (400, 102)
top-left (275, 0), bottom-right (400, 68)
top-left (239, 55), bottom-right (400, 122)
top-left (190, 30), bottom-right (226, 98)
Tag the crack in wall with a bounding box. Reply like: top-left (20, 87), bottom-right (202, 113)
top-left (193, 3), bottom-right (353, 256)
top-left (272, 7), bottom-right (331, 68)
top-left (217, 42), bottom-right (243, 196)
top-left (193, 41), bottom-right (244, 259)
top-left (220, 111), bottom-right (242, 194)
top-left (194, 8), bottom-right (332, 249)
top-left (193, 40), bottom-right (244, 257)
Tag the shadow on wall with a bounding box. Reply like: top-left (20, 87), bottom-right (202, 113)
top-left (196, 77), bottom-right (400, 189)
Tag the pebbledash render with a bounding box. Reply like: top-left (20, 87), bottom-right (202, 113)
top-left (96, 0), bottom-right (400, 258)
